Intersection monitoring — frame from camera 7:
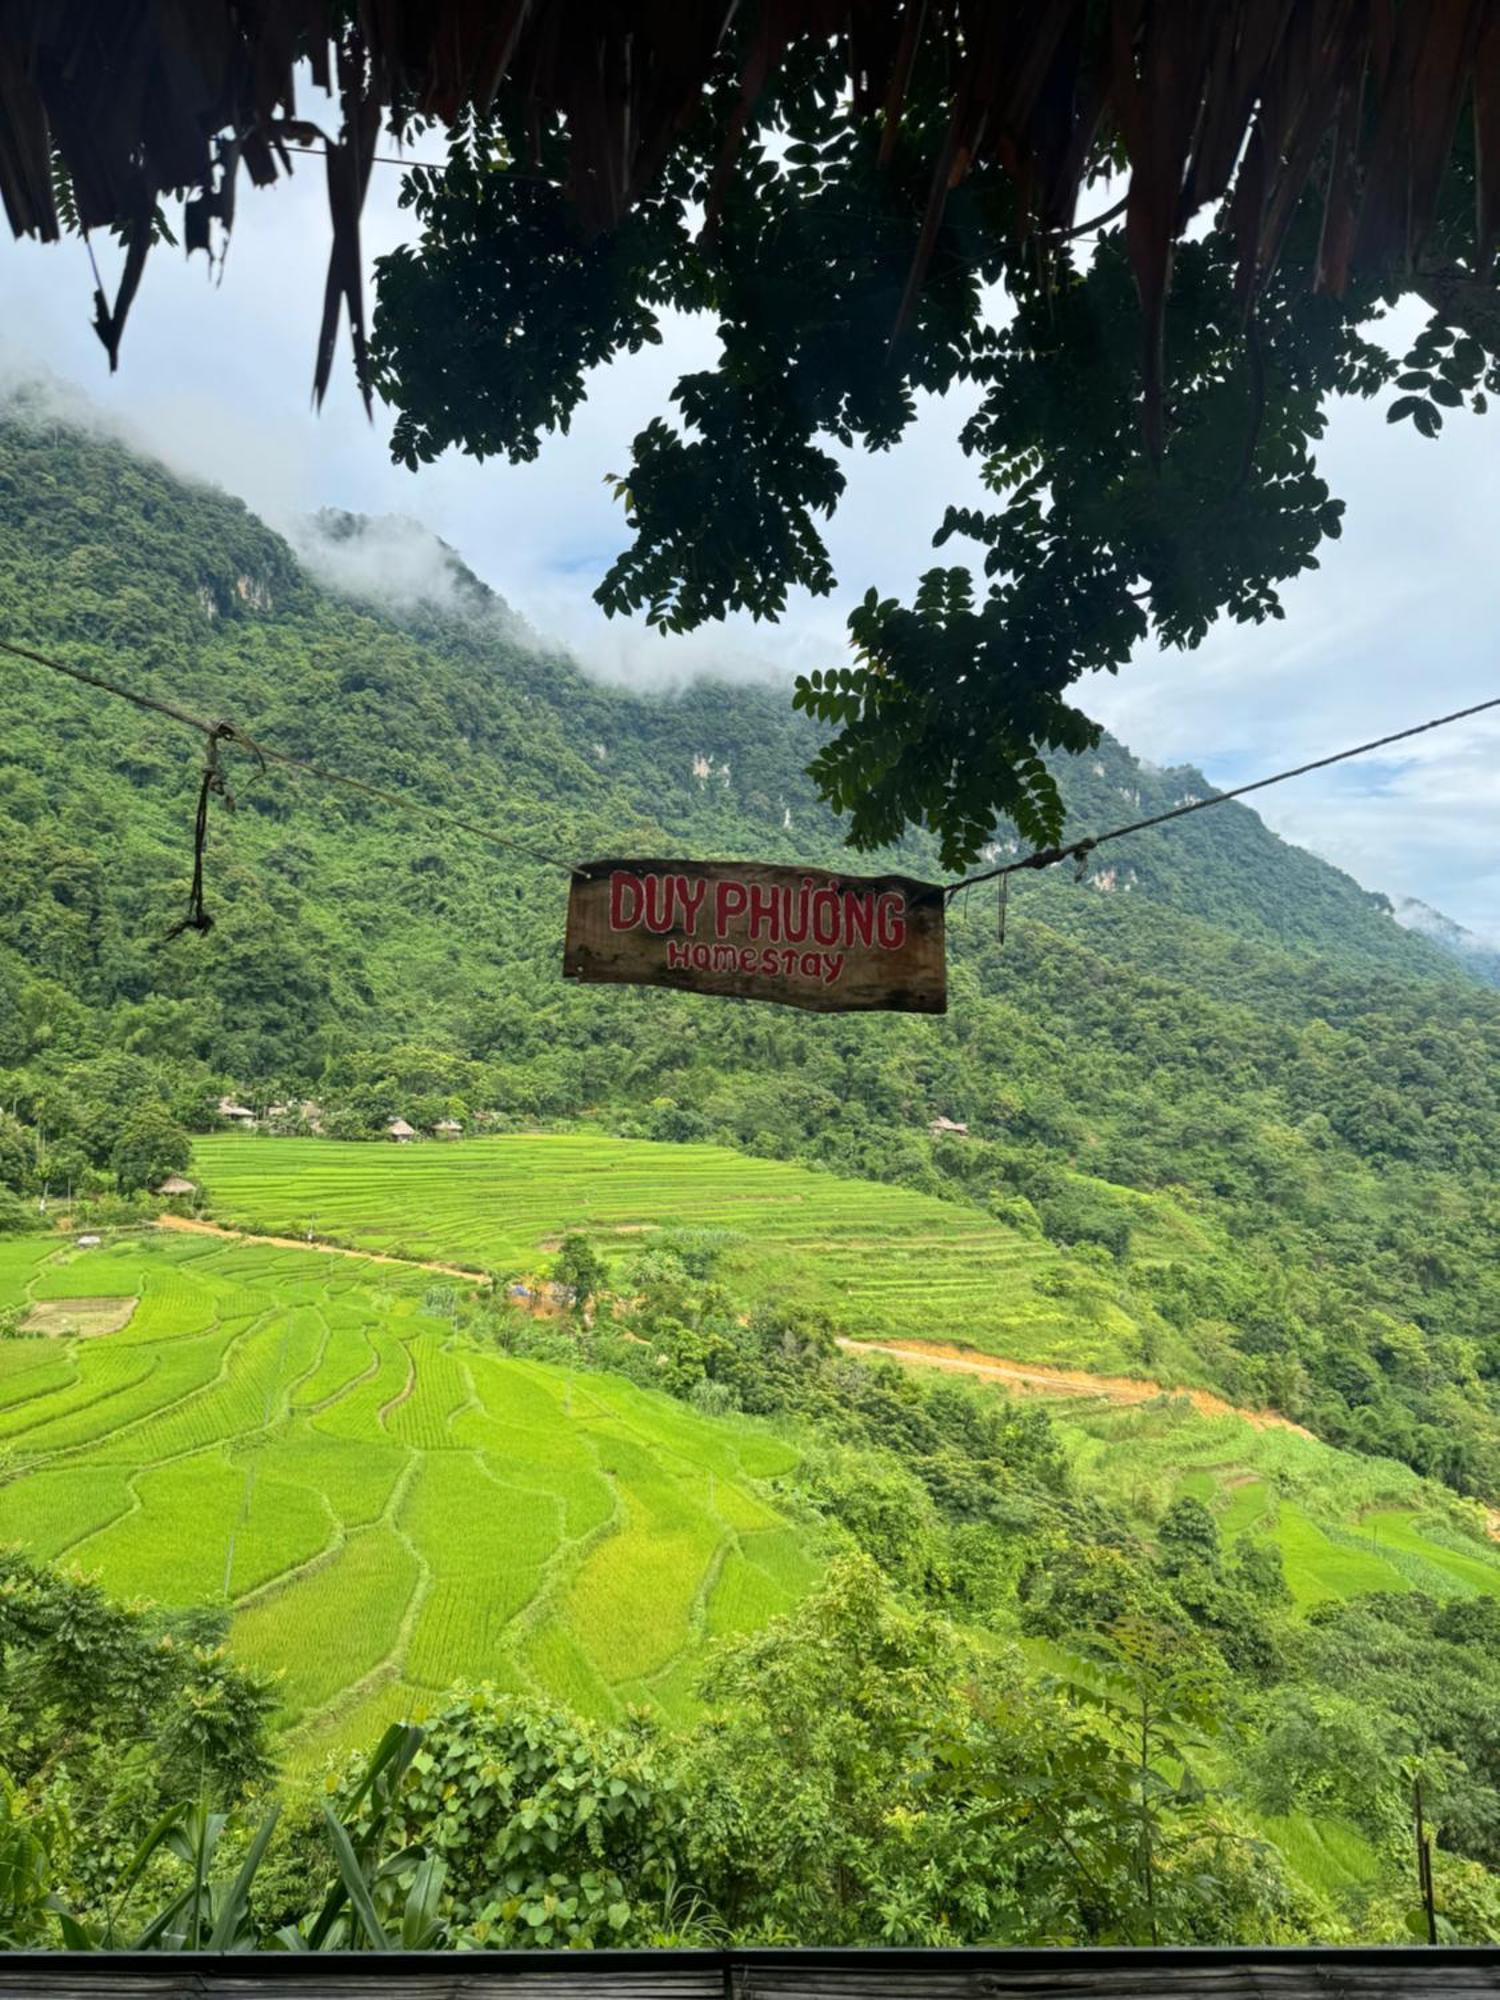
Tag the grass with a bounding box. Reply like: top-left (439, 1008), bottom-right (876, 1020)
top-left (0, 1238), bottom-right (57, 1292)
top-left (1271, 1505), bottom-right (1411, 1609)
top-left (69, 1450), bottom-right (331, 1603)
top-left (1359, 1509), bottom-right (1500, 1598)
top-left (192, 1134), bottom-right (1167, 1374)
top-left (0, 1462), bottom-right (138, 1558)
top-left (0, 1224), bottom-right (820, 1767)
top-left (235, 1522), bottom-right (422, 1719)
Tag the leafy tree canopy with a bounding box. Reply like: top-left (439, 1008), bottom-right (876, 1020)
top-left (553, 1232), bottom-right (610, 1316)
top-left (371, 45), bottom-right (1500, 867)
top-left (0, 1548), bottom-right (273, 1943)
top-left (110, 1109), bottom-right (191, 1195)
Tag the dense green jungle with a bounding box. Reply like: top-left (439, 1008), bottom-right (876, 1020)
top-left (4, 392), bottom-right (1500, 1947)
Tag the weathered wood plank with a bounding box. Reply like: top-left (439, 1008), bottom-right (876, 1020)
top-left (563, 860), bottom-right (947, 1014)
top-left (3, 1954), bottom-right (1498, 2000)
top-left (737, 1976), bottom-right (1500, 2000)
top-left (0, 1980), bottom-right (721, 2000)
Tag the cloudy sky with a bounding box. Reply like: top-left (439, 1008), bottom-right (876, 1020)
top-left (3, 146), bottom-right (1497, 939)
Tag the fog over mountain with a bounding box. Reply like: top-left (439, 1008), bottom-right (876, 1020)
top-left (1392, 895), bottom-right (1500, 987)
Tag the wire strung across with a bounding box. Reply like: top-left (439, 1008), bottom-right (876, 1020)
top-left (941, 694), bottom-right (1500, 901)
top-left (0, 636), bottom-right (589, 890)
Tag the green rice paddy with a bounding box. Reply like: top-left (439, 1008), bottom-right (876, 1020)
top-left (192, 1133), bottom-right (1154, 1372)
top-left (7, 1134), bottom-right (1500, 1801)
top-left (0, 1228), bottom-right (818, 1766)
top-left (1027, 1396), bottom-right (1500, 1903)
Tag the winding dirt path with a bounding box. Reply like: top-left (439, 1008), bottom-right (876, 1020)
top-left (838, 1337), bottom-right (1315, 1438)
top-left (154, 1213), bottom-right (487, 1284)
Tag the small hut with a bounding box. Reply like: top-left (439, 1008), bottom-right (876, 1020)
top-left (928, 1115), bottom-right (970, 1140)
top-left (155, 1174), bottom-right (197, 1197)
top-left (217, 1096), bottom-right (256, 1127)
top-left (387, 1118), bottom-right (417, 1143)
top-left (434, 1119), bottom-right (462, 1139)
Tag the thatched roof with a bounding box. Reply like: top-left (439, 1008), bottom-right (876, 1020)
top-left (155, 1174), bottom-right (197, 1195)
top-left (3, 4), bottom-right (1498, 426)
top-left (387, 1117), bottom-right (416, 1138)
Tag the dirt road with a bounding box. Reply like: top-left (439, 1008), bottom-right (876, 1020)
top-left (154, 1213), bottom-right (488, 1284)
top-left (837, 1337), bottom-right (1314, 1438)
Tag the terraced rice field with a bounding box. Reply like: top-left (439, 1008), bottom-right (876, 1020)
top-left (0, 1230), bottom-right (818, 1766)
top-left (1024, 1392), bottom-right (1500, 1898)
top-left (190, 1138), bottom-right (1500, 1618)
top-left (11, 1137), bottom-right (1497, 1814)
top-left (193, 1134), bottom-right (1150, 1371)
top-left (1051, 1394), bottom-right (1500, 1605)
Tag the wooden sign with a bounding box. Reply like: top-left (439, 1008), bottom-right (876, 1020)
top-left (563, 860), bottom-right (946, 1014)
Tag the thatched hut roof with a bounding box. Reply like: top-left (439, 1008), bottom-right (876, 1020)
top-left (387, 1117), bottom-right (416, 1139)
top-left (434, 1119), bottom-right (462, 1133)
top-left (155, 1174), bottom-right (197, 1196)
top-left (2, 4), bottom-right (1498, 427)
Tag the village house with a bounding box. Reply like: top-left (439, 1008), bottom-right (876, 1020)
top-left (928, 1115), bottom-right (970, 1139)
top-left (154, 1175), bottom-right (197, 1198)
top-left (434, 1119), bottom-right (462, 1139)
top-left (387, 1118), bottom-right (417, 1143)
top-left (217, 1096), bottom-right (256, 1127)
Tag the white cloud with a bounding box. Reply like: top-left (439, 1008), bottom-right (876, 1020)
top-left (1084, 375), bottom-right (1500, 938)
top-left (292, 510), bottom-right (489, 618)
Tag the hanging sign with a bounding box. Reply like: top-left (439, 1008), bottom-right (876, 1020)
top-left (564, 859), bottom-right (946, 1014)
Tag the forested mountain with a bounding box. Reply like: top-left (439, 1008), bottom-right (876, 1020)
top-left (3, 387), bottom-right (1500, 1496)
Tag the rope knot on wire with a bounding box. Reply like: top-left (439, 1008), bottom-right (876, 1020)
top-left (164, 721), bottom-right (235, 940)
